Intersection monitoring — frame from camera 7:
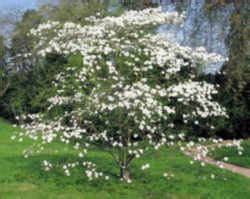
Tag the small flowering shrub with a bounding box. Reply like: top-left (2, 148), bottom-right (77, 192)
top-left (15, 8), bottom-right (228, 182)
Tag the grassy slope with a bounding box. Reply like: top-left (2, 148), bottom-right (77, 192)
top-left (210, 140), bottom-right (250, 169)
top-left (1, 118), bottom-right (250, 199)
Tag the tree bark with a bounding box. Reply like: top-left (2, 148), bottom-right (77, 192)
top-left (120, 166), bottom-right (131, 181)
top-left (0, 81), bottom-right (9, 98)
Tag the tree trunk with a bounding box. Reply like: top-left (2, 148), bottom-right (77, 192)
top-left (120, 166), bottom-right (131, 181)
top-left (0, 81), bottom-right (9, 98)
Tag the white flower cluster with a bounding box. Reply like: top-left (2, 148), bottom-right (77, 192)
top-left (167, 81), bottom-right (227, 119)
top-left (88, 7), bottom-right (184, 27)
top-left (141, 163), bottom-right (150, 170)
top-left (43, 160), bottom-right (53, 171)
top-left (163, 172), bottom-right (174, 180)
top-left (17, 8), bottom-right (228, 182)
top-left (83, 161), bottom-right (109, 181)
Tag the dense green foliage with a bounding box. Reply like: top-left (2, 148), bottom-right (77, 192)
top-left (39, 0), bottom-right (110, 23)
top-left (1, 119), bottom-right (250, 198)
top-left (0, 54), bottom-right (66, 120)
top-left (214, 2), bottom-right (250, 138)
top-left (0, 36), bottom-right (5, 60)
top-left (0, 1), bottom-right (111, 121)
top-left (120, 0), bottom-right (158, 10)
top-left (199, 1), bottom-right (250, 138)
top-left (0, 36), bottom-right (8, 98)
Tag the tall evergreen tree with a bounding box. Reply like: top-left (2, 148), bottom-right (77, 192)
top-left (219, 1), bottom-right (250, 137)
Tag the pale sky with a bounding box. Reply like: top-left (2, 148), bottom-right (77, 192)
top-left (0, 0), bottom-right (51, 37)
top-left (0, 0), bottom-right (38, 13)
top-left (1, 0), bottom-right (61, 14)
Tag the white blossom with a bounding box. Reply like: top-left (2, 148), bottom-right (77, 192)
top-left (15, 8), bottom-right (228, 182)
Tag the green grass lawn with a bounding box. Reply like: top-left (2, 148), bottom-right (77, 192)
top-left (1, 118), bottom-right (250, 199)
top-left (210, 140), bottom-right (250, 169)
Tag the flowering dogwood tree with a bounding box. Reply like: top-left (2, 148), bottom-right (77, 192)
top-left (15, 8), bottom-right (227, 182)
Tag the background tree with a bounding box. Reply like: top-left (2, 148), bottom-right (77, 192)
top-left (120, 0), bottom-right (158, 10)
top-left (0, 0), bottom-right (110, 120)
top-left (215, 1), bottom-right (250, 138)
top-left (0, 36), bottom-right (6, 66)
top-left (38, 0), bottom-right (110, 24)
top-left (0, 36), bottom-right (9, 98)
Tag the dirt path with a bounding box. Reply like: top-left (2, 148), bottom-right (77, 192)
top-left (184, 140), bottom-right (250, 179)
